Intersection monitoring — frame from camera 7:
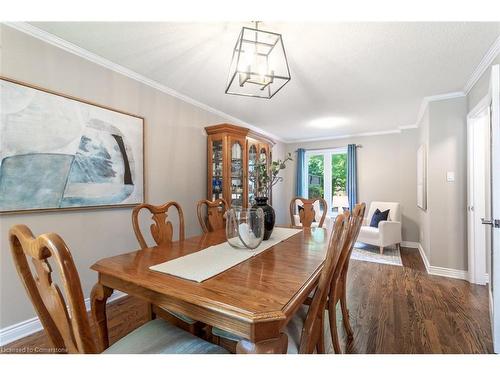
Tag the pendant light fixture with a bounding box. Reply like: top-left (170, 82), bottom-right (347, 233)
top-left (225, 22), bottom-right (291, 99)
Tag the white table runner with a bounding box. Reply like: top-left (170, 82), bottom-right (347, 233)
top-left (149, 227), bottom-right (302, 282)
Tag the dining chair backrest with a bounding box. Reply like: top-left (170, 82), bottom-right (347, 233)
top-left (132, 201), bottom-right (185, 249)
top-left (298, 213), bottom-right (350, 353)
top-left (289, 197), bottom-right (328, 228)
top-left (8, 225), bottom-right (97, 354)
top-left (196, 198), bottom-right (229, 233)
top-left (328, 203), bottom-right (366, 303)
top-left (335, 202), bottom-right (366, 283)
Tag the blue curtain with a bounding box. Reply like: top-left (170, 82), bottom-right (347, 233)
top-left (347, 144), bottom-right (358, 212)
top-left (296, 148), bottom-right (306, 197)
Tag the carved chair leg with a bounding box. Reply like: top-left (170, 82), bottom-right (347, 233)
top-left (340, 287), bottom-right (354, 340)
top-left (328, 299), bottom-right (342, 354)
top-left (90, 283), bottom-right (113, 353)
top-left (316, 313), bottom-right (325, 354)
top-left (379, 246), bottom-right (384, 255)
top-left (236, 333), bottom-right (288, 354)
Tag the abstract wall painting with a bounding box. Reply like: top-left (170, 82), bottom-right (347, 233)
top-left (0, 77), bottom-right (144, 213)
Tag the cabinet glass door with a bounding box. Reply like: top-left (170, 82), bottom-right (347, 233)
top-left (248, 144), bottom-right (258, 206)
top-left (258, 147), bottom-right (268, 197)
top-left (211, 139), bottom-right (223, 200)
top-left (230, 139), bottom-right (244, 207)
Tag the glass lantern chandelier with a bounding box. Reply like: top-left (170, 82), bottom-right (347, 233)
top-left (225, 22), bottom-right (291, 99)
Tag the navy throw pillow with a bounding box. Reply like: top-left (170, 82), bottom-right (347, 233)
top-left (298, 205), bottom-right (316, 222)
top-left (370, 208), bottom-right (390, 228)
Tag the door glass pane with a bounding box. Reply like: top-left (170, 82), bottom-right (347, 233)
top-left (248, 144), bottom-right (258, 205)
top-left (331, 153), bottom-right (348, 216)
top-left (231, 141), bottom-right (243, 207)
top-left (212, 140), bottom-right (223, 200)
top-left (307, 155), bottom-right (324, 199)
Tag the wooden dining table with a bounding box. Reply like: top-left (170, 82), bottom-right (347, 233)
top-left (90, 225), bottom-right (331, 354)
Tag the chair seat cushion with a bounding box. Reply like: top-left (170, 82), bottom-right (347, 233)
top-left (212, 305), bottom-right (334, 354)
top-left (104, 319), bottom-right (228, 354)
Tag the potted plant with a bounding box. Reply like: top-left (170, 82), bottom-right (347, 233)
top-left (251, 153), bottom-right (293, 240)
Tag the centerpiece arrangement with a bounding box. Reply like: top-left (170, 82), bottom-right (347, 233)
top-left (251, 153), bottom-right (293, 240)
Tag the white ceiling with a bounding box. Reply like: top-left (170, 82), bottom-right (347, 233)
top-left (29, 22), bottom-right (500, 142)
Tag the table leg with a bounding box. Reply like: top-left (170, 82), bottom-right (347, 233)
top-left (236, 333), bottom-right (288, 354)
top-left (90, 283), bottom-right (113, 352)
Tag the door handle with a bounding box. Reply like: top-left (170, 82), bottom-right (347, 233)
top-left (481, 218), bottom-right (493, 225)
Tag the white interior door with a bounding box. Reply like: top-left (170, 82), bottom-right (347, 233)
top-left (468, 108), bottom-right (490, 285)
top-left (489, 64), bottom-right (500, 353)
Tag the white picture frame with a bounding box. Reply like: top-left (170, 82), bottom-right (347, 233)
top-left (417, 144), bottom-right (427, 210)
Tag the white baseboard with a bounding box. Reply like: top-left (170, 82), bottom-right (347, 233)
top-left (0, 291), bottom-right (127, 346)
top-left (416, 243), bottom-right (431, 274)
top-left (428, 265), bottom-right (469, 280)
top-left (414, 242), bottom-right (469, 280)
top-left (401, 241), bottom-right (419, 248)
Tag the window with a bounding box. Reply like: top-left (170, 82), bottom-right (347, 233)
top-left (305, 148), bottom-right (348, 216)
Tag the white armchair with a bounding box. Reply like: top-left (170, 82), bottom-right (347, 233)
top-left (357, 201), bottom-right (402, 254)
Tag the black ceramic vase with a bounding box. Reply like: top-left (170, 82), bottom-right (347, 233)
top-left (252, 197), bottom-right (275, 240)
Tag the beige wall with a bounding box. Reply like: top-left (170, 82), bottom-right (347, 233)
top-left (269, 141), bottom-right (290, 226)
top-left (429, 97), bottom-right (468, 270)
top-left (279, 130), bottom-right (420, 242)
top-left (0, 26), bottom-right (285, 330)
top-left (416, 96), bottom-right (468, 271)
top-left (417, 57), bottom-right (500, 273)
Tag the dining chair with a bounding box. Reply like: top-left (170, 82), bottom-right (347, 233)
top-left (327, 202), bottom-right (366, 353)
top-left (196, 198), bottom-right (229, 233)
top-left (132, 201), bottom-right (201, 335)
top-left (132, 201), bottom-right (185, 248)
top-left (212, 214), bottom-right (350, 353)
top-left (289, 197), bottom-right (328, 228)
top-left (8, 224), bottom-right (228, 354)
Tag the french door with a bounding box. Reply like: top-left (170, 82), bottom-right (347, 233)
top-left (304, 148), bottom-right (348, 215)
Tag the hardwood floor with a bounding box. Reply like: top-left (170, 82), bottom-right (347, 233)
top-left (339, 247), bottom-right (492, 353)
top-left (1, 247), bottom-right (492, 354)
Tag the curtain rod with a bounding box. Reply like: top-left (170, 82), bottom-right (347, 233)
top-left (294, 144), bottom-right (362, 152)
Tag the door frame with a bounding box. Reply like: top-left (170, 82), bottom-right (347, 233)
top-left (467, 95), bottom-right (491, 285)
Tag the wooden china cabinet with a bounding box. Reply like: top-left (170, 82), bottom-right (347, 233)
top-left (205, 124), bottom-right (274, 208)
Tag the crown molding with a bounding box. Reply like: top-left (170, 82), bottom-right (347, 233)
top-left (404, 33), bottom-right (500, 130)
top-left (283, 128), bottom-right (402, 144)
top-left (398, 124), bottom-right (418, 130)
top-left (412, 91), bottom-right (466, 128)
top-left (463, 34), bottom-right (500, 94)
top-left (3, 22), bottom-right (285, 144)
top-left (5, 22), bottom-right (498, 144)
